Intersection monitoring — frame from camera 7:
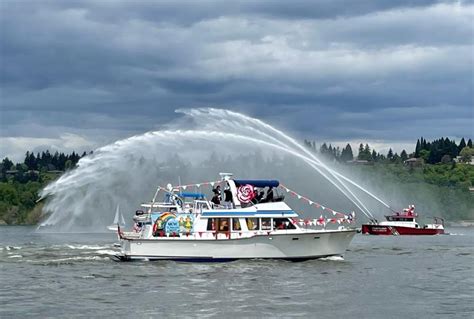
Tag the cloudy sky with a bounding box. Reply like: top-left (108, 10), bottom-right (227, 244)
top-left (1, 0), bottom-right (473, 161)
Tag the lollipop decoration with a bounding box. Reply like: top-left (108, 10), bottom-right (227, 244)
top-left (237, 184), bottom-right (255, 203)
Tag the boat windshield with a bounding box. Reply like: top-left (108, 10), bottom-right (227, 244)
top-left (386, 216), bottom-right (414, 222)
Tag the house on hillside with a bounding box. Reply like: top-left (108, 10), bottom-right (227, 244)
top-left (404, 158), bottom-right (424, 167)
top-left (454, 156), bottom-right (474, 165)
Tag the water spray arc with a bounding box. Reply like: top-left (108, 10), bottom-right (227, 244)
top-left (39, 108), bottom-right (391, 231)
top-left (178, 108), bottom-right (388, 218)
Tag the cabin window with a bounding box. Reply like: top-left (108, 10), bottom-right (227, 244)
top-left (246, 218), bottom-right (259, 231)
top-left (217, 218), bottom-right (230, 232)
top-left (273, 218), bottom-right (296, 230)
top-left (261, 218), bottom-right (272, 230)
top-left (232, 218), bottom-right (241, 231)
top-left (206, 218), bottom-right (216, 231)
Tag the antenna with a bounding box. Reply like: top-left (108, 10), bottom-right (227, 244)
top-left (219, 172), bottom-right (233, 181)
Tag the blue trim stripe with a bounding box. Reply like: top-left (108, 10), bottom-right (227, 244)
top-left (201, 210), bottom-right (296, 217)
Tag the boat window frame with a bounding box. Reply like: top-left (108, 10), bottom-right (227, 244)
top-left (261, 217), bottom-right (272, 231)
top-left (217, 218), bottom-right (230, 232)
top-left (232, 218), bottom-right (241, 231)
top-left (273, 217), bottom-right (296, 230)
top-left (206, 218), bottom-right (216, 231)
top-left (245, 218), bottom-right (260, 231)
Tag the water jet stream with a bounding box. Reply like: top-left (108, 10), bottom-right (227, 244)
top-left (39, 109), bottom-right (390, 231)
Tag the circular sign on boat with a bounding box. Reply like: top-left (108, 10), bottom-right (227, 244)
top-left (237, 184), bottom-right (255, 203)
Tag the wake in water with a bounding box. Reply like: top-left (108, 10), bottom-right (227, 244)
top-left (39, 108), bottom-right (389, 232)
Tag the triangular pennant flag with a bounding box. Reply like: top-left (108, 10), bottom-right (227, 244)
top-left (297, 195), bottom-right (302, 199)
top-left (308, 200), bottom-right (313, 205)
top-left (210, 182), bottom-right (215, 187)
top-left (182, 185), bottom-right (187, 190)
top-left (321, 206), bottom-right (325, 210)
top-left (196, 184), bottom-right (201, 188)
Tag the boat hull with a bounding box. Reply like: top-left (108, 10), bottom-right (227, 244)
top-left (361, 224), bottom-right (444, 235)
top-left (116, 229), bottom-right (356, 261)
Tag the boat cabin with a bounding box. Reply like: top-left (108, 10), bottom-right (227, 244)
top-left (126, 178), bottom-right (305, 239)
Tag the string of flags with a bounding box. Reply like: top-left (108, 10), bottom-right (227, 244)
top-left (156, 180), bottom-right (355, 227)
top-left (159, 180), bottom-right (222, 191)
top-left (279, 183), bottom-right (355, 226)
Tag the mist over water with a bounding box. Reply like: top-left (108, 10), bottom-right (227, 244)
top-left (39, 108), bottom-right (390, 232)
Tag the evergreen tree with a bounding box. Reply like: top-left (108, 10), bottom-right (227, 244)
top-left (320, 143), bottom-right (329, 155)
top-left (335, 146), bottom-right (341, 160)
top-left (1, 158), bottom-right (14, 173)
top-left (371, 150), bottom-right (377, 162)
top-left (458, 138), bottom-right (466, 152)
top-left (393, 153), bottom-right (401, 163)
top-left (357, 143), bottom-right (364, 160)
top-left (24, 152), bottom-right (38, 170)
top-left (364, 144), bottom-right (371, 158)
top-left (415, 139), bottom-right (421, 157)
top-left (340, 144), bottom-right (353, 162)
top-left (400, 150), bottom-right (408, 162)
top-left (468, 139), bottom-right (473, 148)
top-left (387, 148), bottom-right (394, 160)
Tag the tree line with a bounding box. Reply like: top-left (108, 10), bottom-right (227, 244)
top-left (304, 137), bottom-right (473, 164)
top-left (0, 150), bottom-right (91, 183)
top-left (0, 150), bottom-right (92, 224)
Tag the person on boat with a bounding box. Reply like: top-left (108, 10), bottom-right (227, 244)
top-left (223, 186), bottom-right (233, 209)
top-left (265, 187), bottom-right (274, 202)
top-left (219, 219), bottom-right (229, 231)
top-left (274, 219), bottom-right (285, 230)
top-left (211, 185), bottom-right (221, 206)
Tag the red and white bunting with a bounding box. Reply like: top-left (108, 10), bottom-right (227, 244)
top-left (277, 183), bottom-right (357, 225)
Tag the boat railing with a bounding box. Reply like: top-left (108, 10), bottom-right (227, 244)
top-left (426, 216), bottom-right (445, 226)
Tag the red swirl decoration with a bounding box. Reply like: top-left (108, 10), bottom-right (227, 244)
top-left (237, 184), bottom-right (255, 203)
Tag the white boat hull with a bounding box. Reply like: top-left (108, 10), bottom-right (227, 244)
top-left (117, 229), bottom-right (356, 261)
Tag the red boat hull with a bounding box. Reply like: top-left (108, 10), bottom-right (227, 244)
top-left (361, 224), bottom-right (444, 235)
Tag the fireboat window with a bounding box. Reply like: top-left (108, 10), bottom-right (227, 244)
top-left (387, 217), bottom-right (413, 222)
top-left (246, 218), bottom-right (259, 230)
top-left (232, 218), bottom-right (241, 231)
top-left (261, 218), bottom-right (272, 230)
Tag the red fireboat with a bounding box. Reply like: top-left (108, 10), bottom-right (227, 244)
top-left (361, 205), bottom-right (445, 235)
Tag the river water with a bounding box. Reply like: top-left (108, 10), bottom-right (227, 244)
top-left (1, 226), bottom-right (472, 318)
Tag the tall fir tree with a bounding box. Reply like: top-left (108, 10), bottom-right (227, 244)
top-left (387, 148), bottom-right (394, 160)
top-left (340, 144), bottom-right (353, 162)
top-left (458, 138), bottom-right (466, 152)
top-left (400, 150), bottom-right (408, 162)
top-left (415, 139), bottom-right (421, 157)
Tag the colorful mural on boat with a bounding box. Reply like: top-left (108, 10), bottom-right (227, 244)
top-left (151, 212), bottom-right (194, 236)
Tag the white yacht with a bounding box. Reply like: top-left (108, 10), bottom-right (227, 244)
top-left (115, 174), bottom-right (356, 261)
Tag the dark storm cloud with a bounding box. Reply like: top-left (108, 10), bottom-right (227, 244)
top-left (0, 0), bottom-right (473, 160)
